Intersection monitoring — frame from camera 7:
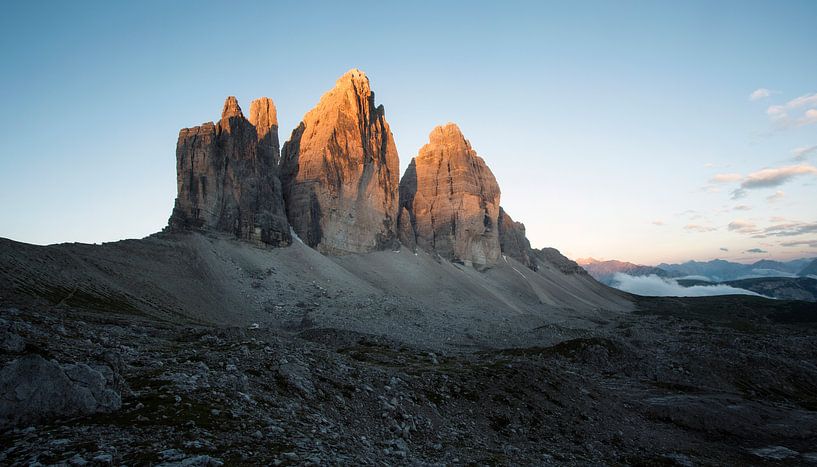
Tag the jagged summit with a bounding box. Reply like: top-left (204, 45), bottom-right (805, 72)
top-left (220, 96), bottom-right (243, 120)
top-left (166, 72), bottom-right (573, 276)
top-left (427, 122), bottom-right (469, 147)
top-left (280, 69), bottom-right (399, 255)
top-left (168, 96), bottom-right (290, 246)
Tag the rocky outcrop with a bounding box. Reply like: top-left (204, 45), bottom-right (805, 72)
top-left (280, 69), bottom-right (400, 254)
top-left (397, 207), bottom-right (416, 251)
top-left (533, 248), bottom-right (587, 275)
top-left (169, 96), bottom-right (290, 246)
top-left (0, 354), bottom-right (121, 428)
top-left (497, 207), bottom-right (536, 269)
top-left (399, 123), bottom-right (501, 269)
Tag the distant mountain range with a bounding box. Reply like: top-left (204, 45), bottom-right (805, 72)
top-left (800, 259), bottom-right (817, 278)
top-left (657, 258), bottom-right (814, 282)
top-left (579, 256), bottom-right (817, 302)
top-left (576, 258), bottom-right (667, 284)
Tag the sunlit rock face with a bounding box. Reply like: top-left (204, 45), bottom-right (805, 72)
top-left (399, 123), bottom-right (501, 269)
top-left (280, 69), bottom-right (400, 254)
top-left (169, 96), bottom-right (291, 246)
top-left (498, 207), bottom-right (537, 270)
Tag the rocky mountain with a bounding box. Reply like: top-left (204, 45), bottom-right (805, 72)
top-left (497, 207), bottom-right (537, 270)
top-left (799, 259), bottom-right (817, 277)
top-left (577, 258), bottom-right (667, 285)
top-left (168, 97), bottom-right (290, 246)
top-left (676, 277), bottom-right (817, 302)
top-left (280, 69), bottom-right (400, 255)
top-left (398, 123), bottom-right (501, 269)
top-left (4, 68), bottom-right (817, 465)
top-left (659, 258), bottom-right (814, 281)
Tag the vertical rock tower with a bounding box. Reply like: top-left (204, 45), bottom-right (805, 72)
top-left (168, 96), bottom-right (290, 246)
top-left (280, 69), bottom-right (400, 254)
top-left (399, 123), bottom-right (502, 269)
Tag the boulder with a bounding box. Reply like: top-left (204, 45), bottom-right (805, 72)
top-left (0, 354), bottom-right (121, 428)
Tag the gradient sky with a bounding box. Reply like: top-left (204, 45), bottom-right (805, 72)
top-left (1, 1), bottom-right (816, 265)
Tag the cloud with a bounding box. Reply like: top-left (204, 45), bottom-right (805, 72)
top-left (760, 221), bottom-right (817, 237)
top-left (788, 93), bottom-right (817, 108)
top-left (652, 220), bottom-right (665, 226)
top-left (781, 239), bottom-right (817, 248)
top-left (744, 248), bottom-right (767, 254)
top-left (750, 88), bottom-right (773, 101)
top-left (731, 188), bottom-right (747, 199)
top-left (684, 224), bottom-right (716, 233)
top-left (728, 220), bottom-right (758, 234)
top-left (801, 109), bottom-right (817, 126)
top-left (710, 173), bottom-right (743, 183)
top-left (610, 274), bottom-right (764, 297)
top-left (733, 204), bottom-right (751, 211)
top-left (740, 164), bottom-right (817, 189)
top-left (765, 92), bottom-right (817, 128)
top-left (793, 145), bottom-right (817, 161)
top-left (766, 190), bottom-right (785, 202)
top-left (720, 247), bottom-right (729, 252)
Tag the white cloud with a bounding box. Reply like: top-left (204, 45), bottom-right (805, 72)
top-left (765, 92), bottom-right (817, 128)
top-left (750, 88), bottom-right (773, 101)
top-left (788, 93), bottom-right (817, 108)
top-left (733, 204), bottom-right (751, 211)
top-left (684, 224), bottom-right (716, 233)
top-left (652, 220), bottom-right (665, 226)
top-left (793, 145), bottom-right (817, 161)
top-left (728, 220), bottom-right (758, 234)
top-left (739, 164), bottom-right (817, 190)
top-left (610, 274), bottom-right (764, 297)
top-left (800, 109), bottom-right (817, 126)
top-left (710, 173), bottom-right (742, 183)
top-left (766, 190), bottom-right (785, 202)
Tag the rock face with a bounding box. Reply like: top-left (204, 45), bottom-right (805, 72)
top-left (0, 354), bottom-right (121, 428)
top-left (169, 96), bottom-right (290, 246)
top-left (399, 123), bottom-right (501, 268)
top-left (280, 69), bottom-right (400, 254)
top-left (533, 248), bottom-right (587, 275)
top-left (497, 207), bottom-right (537, 269)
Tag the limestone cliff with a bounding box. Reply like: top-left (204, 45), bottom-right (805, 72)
top-left (399, 123), bottom-right (501, 269)
top-left (280, 69), bottom-right (400, 254)
top-left (169, 96), bottom-right (290, 246)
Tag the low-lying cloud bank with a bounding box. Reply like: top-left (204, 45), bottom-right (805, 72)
top-left (610, 273), bottom-right (764, 297)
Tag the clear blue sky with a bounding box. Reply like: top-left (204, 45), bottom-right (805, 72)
top-left (1, 0), bottom-right (816, 264)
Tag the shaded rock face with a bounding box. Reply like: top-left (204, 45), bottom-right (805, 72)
top-left (169, 96), bottom-right (290, 246)
top-left (397, 207), bottom-right (416, 251)
top-left (280, 69), bottom-right (400, 254)
top-left (399, 124), bottom-right (501, 269)
top-left (0, 354), bottom-right (121, 428)
top-left (533, 248), bottom-right (587, 275)
top-left (497, 207), bottom-right (537, 270)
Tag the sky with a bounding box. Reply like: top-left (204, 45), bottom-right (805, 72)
top-left (1, 0), bottom-right (816, 265)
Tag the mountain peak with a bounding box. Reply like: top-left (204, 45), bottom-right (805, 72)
top-left (221, 96), bottom-right (243, 120)
top-left (249, 97), bottom-right (277, 133)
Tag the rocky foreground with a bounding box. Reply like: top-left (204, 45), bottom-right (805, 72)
top-left (2, 292), bottom-right (817, 465)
